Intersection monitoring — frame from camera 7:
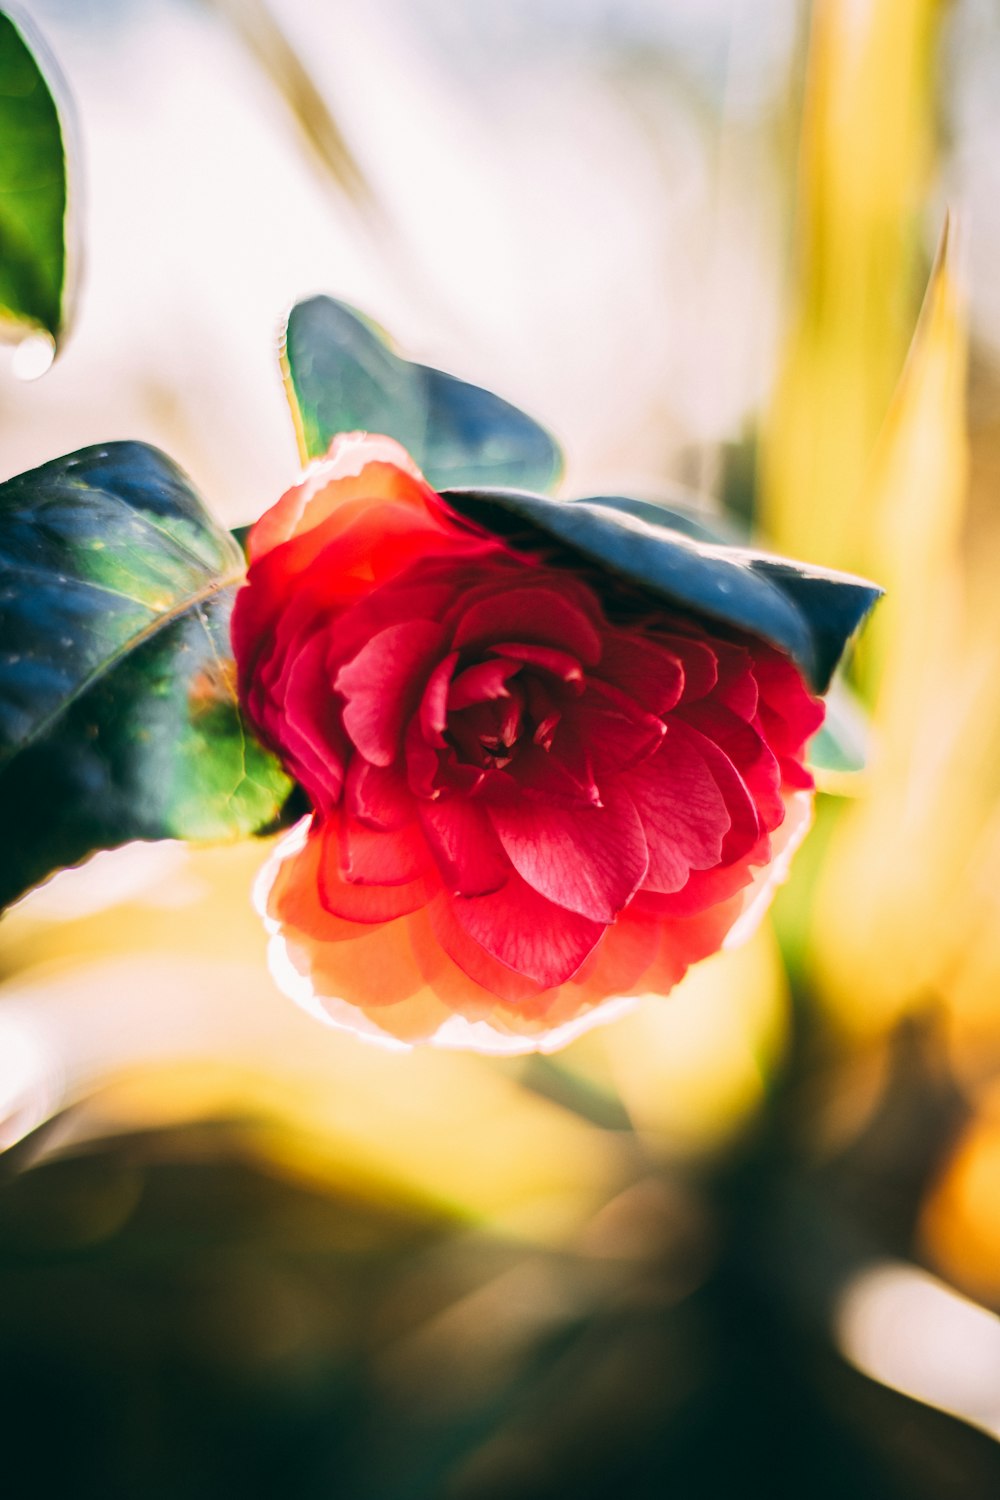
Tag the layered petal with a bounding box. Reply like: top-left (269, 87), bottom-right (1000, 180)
top-left (487, 787), bottom-right (648, 922)
top-left (235, 433), bottom-right (825, 1053)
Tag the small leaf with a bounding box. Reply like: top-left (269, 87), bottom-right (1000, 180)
top-left (281, 295), bottom-right (563, 492)
top-left (0, 442), bottom-right (292, 910)
top-left (807, 676), bottom-right (872, 782)
top-left (442, 487), bottom-right (882, 694)
top-left (0, 9), bottom-right (74, 346)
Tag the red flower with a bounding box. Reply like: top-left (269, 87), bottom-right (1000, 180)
top-left (233, 434), bottom-right (823, 1053)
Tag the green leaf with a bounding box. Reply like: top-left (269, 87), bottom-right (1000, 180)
top-left (281, 296), bottom-right (564, 492)
top-left (441, 487), bottom-right (882, 694)
top-left (0, 442), bottom-right (293, 910)
top-left (0, 9), bottom-right (73, 345)
top-left (807, 676), bottom-right (871, 779)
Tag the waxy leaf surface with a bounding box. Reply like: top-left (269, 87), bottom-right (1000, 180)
top-left (443, 487), bottom-right (882, 695)
top-left (282, 296), bottom-right (563, 492)
top-left (0, 443), bottom-right (292, 910)
top-left (0, 10), bottom-right (72, 343)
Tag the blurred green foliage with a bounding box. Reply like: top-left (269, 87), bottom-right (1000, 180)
top-left (0, 9), bottom-right (70, 344)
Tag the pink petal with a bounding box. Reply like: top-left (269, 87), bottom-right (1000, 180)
top-left (335, 619), bottom-right (448, 765)
top-left (487, 786), bottom-right (648, 921)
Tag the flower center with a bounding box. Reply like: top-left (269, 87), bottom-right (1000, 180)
top-left (447, 681), bottom-right (529, 771)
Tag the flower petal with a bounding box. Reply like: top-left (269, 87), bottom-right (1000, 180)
top-left (487, 787), bottom-right (648, 921)
top-left (419, 799), bottom-right (511, 897)
top-left (623, 722), bottom-right (732, 892)
top-left (448, 657), bottom-right (522, 710)
top-left (338, 812), bottom-right (431, 885)
top-left (344, 756), bottom-right (413, 830)
top-left (560, 679), bottom-right (667, 774)
top-left (247, 434), bottom-right (427, 554)
top-left (318, 822), bottom-right (435, 922)
top-left (451, 586), bottom-right (602, 665)
top-left (594, 629), bottom-right (684, 713)
top-left (335, 619), bottom-right (448, 765)
top-left (447, 874), bottom-right (608, 988)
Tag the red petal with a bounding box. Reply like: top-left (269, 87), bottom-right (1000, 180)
top-left (633, 837), bottom-right (766, 918)
top-left (419, 651), bottom-right (459, 748)
top-left (317, 823), bottom-right (435, 923)
top-left (712, 643), bottom-right (758, 720)
top-left (338, 812), bottom-right (430, 885)
top-left (335, 619), bottom-right (448, 765)
top-left (446, 874), bottom-right (607, 987)
top-left (560, 679), bottom-right (667, 774)
top-left (424, 892), bottom-right (549, 1003)
top-left (452, 587), bottom-right (602, 665)
top-left (345, 756), bottom-right (414, 830)
top-left (623, 721), bottom-right (732, 892)
top-left (663, 633), bottom-right (719, 701)
top-left (419, 800), bottom-right (511, 896)
top-left (270, 631), bottom-right (348, 812)
top-left (488, 786), bottom-right (648, 921)
top-left (496, 742), bottom-right (601, 808)
top-left (487, 642), bottom-right (584, 686)
top-left (594, 629), bottom-right (684, 714)
top-left (679, 700), bottom-right (783, 832)
top-left (751, 644), bottom-right (825, 758)
top-left (683, 725), bottom-right (762, 863)
top-left (448, 657), bottom-right (521, 710)
top-left (568, 908), bottom-right (662, 998)
top-left (247, 434), bottom-right (434, 560)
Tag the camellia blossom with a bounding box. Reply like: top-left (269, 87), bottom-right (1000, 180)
top-left (233, 433), bottom-right (824, 1054)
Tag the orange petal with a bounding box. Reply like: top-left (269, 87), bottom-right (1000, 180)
top-left (248, 433), bottom-right (431, 559)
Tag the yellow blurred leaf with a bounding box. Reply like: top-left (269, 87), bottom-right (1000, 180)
top-left (761, 0), bottom-right (943, 571)
top-left (598, 927), bottom-right (788, 1156)
top-left (809, 220), bottom-right (981, 1033)
top-left (0, 842), bottom-right (626, 1243)
top-left (921, 1091), bottom-right (1000, 1306)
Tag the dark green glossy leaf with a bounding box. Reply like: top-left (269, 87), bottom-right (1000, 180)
top-left (231, 522), bottom-right (252, 557)
top-left (0, 10), bottom-right (72, 344)
top-left (442, 487), bottom-right (882, 694)
top-left (585, 492), bottom-right (745, 545)
top-left (281, 295), bottom-right (563, 492)
top-left (0, 442), bottom-right (292, 910)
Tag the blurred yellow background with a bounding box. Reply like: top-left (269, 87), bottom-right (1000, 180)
top-left (4, 1), bottom-right (1000, 1495)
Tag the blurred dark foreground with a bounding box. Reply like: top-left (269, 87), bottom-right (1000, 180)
top-left (2, 1018), bottom-right (999, 1500)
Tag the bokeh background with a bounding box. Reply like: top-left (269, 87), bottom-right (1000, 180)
top-left (4, 0), bottom-right (1000, 1494)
